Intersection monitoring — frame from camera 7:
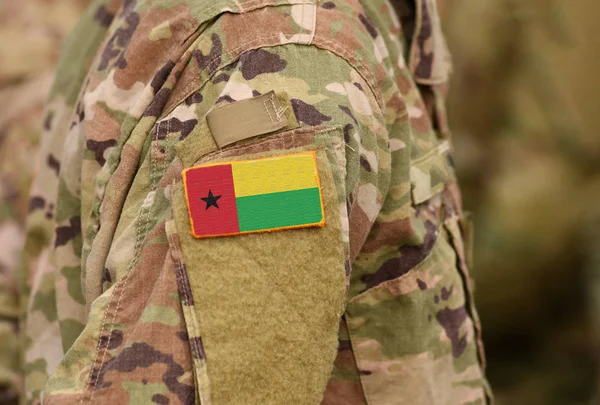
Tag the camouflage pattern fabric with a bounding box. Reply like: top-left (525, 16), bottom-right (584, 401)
top-left (19, 0), bottom-right (491, 404)
top-left (0, 1), bottom-right (87, 403)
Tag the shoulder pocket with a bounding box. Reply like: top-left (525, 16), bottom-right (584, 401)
top-left (167, 125), bottom-right (350, 405)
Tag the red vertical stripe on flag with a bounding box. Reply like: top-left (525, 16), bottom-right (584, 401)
top-left (184, 164), bottom-right (240, 237)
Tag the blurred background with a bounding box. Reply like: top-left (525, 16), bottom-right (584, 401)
top-left (443, 1), bottom-right (600, 404)
top-left (1, 1), bottom-right (599, 404)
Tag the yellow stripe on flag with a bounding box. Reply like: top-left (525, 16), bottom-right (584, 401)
top-left (231, 152), bottom-right (319, 197)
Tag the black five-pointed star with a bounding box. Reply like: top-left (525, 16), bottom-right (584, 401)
top-left (201, 190), bottom-right (221, 210)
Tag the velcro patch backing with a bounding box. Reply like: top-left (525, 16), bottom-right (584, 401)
top-left (172, 145), bottom-right (347, 405)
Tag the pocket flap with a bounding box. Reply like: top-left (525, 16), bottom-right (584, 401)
top-left (410, 140), bottom-right (456, 205)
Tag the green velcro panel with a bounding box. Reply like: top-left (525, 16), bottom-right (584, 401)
top-left (172, 147), bottom-right (346, 405)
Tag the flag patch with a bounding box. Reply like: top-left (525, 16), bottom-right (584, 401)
top-left (182, 152), bottom-right (325, 238)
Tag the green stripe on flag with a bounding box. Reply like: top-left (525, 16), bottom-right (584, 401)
top-left (236, 188), bottom-right (323, 232)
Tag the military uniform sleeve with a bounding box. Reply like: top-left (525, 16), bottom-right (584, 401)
top-left (29, 1), bottom-right (490, 404)
top-left (35, 1), bottom-right (390, 403)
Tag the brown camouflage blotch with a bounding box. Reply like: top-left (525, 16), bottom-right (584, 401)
top-left (95, 342), bottom-right (194, 404)
top-left (340, 107), bottom-right (358, 126)
top-left (193, 33), bottom-right (222, 74)
top-left (47, 154), bottom-right (61, 176)
top-left (154, 118), bottom-right (198, 141)
top-left (412, 0), bottom-right (434, 79)
top-left (219, 6), bottom-right (305, 48)
top-left (86, 139), bottom-right (117, 166)
top-left (360, 156), bottom-right (373, 172)
top-left (408, 105), bottom-right (433, 134)
top-left (360, 220), bottom-right (438, 291)
top-left (112, 4), bottom-right (196, 89)
top-left (291, 99), bottom-right (333, 126)
top-left (144, 87), bottom-right (172, 117)
top-left (98, 10), bottom-right (140, 71)
top-left (183, 92), bottom-right (203, 105)
top-left (29, 196), bottom-right (46, 212)
top-left (436, 306), bottom-right (469, 358)
top-left (43, 111), bottom-right (54, 131)
top-left (358, 13), bottom-right (378, 39)
top-left (98, 329), bottom-right (124, 350)
top-left (94, 5), bottom-right (116, 28)
top-left (55, 216), bottom-right (81, 248)
top-left (152, 393), bottom-right (170, 405)
top-left (238, 49), bottom-right (288, 80)
top-left (440, 285), bottom-right (454, 301)
top-left (321, 380), bottom-right (368, 405)
top-left (151, 61), bottom-right (177, 93)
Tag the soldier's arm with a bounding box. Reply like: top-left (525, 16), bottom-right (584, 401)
top-left (33, 4), bottom-right (390, 403)
top-left (27, 1), bottom-right (490, 403)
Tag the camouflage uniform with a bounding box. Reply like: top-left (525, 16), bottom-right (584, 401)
top-left (20, 0), bottom-right (491, 404)
top-left (0, 1), bottom-right (87, 403)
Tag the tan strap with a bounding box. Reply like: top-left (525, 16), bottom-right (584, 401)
top-left (206, 91), bottom-right (291, 148)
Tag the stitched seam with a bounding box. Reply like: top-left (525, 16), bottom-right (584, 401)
top-left (78, 292), bottom-right (113, 405)
top-left (88, 270), bottom-right (128, 403)
top-left (411, 140), bottom-right (450, 166)
top-left (86, 209), bottom-right (148, 404)
top-left (167, 187), bottom-right (211, 403)
top-left (190, 0), bottom-right (314, 22)
top-left (195, 125), bottom-right (338, 164)
top-left (80, 22), bottom-right (200, 335)
top-left (161, 0), bottom-right (317, 114)
top-left (263, 97), bottom-right (278, 124)
top-left (232, 0), bottom-right (314, 14)
top-left (270, 96), bottom-right (282, 122)
top-left (85, 43), bottom-right (189, 268)
top-left (167, 12), bottom-right (381, 117)
top-left (301, 3), bottom-right (306, 43)
top-left (172, 254), bottom-right (198, 359)
top-left (308, 3), bottom-right (317, 45)
top-left (167, 214), bottom-right (196, 333)
top-left (84, 158), bottom-right (154, 405)
top-left (443, 214), bottom-right (487, 369)
top-left (409, 0), bottom-right (424, 74)
top-left (167, 34), bottom-right (383, 119)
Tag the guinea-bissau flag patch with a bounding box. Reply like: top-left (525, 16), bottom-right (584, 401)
top-left (182, 152), bottom-right (325, 238)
